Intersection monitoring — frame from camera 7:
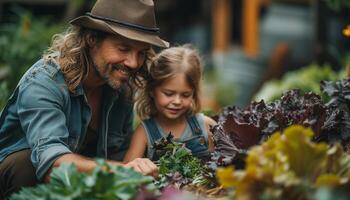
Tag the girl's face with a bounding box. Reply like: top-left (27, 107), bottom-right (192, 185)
top-left (153, 73), bottom-right (194, 120)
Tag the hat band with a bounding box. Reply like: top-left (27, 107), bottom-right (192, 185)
top-left (86, 12), bottom-right (160, 34)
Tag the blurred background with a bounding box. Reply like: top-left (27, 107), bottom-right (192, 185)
top-left (0, 0), bottom-right (349, 113)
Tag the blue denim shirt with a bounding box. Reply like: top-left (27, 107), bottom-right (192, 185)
top-left (0, 59), bottom-right (134, 180)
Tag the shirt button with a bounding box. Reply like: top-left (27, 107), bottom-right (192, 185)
top-left (198, 137), bottom-right (205, 145)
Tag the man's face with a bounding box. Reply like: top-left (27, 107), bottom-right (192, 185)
top-left (90, 35), bottom-right (150, 89)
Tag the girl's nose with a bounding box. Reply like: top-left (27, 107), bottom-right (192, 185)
top-left (173, 95), bottom-right (182, 104)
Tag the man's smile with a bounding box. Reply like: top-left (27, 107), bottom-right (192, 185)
top-left (111, 64), bottom-right (138, 77)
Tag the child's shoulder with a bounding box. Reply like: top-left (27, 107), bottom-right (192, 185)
top-left (195, 113), bottom-right (217, 126)
top-left (138, 117), bottom-right (157, 134)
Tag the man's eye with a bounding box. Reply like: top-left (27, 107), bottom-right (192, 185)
top-left (139, 51), bottom-right (147, 57)
top-left (138, 51), bottom-right (147, 61)
top-left (119, 47), bottom-right (129, 52)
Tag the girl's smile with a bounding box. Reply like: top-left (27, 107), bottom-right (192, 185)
top-left (166, 108), bottom-right (183, 115)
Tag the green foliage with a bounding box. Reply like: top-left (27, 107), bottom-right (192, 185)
top-left (158, 143), bottom-right (202, 178)
top-left (254, 64), bottom-right (341, 103)
top-left (0, 82), bottom-right (9, 110)
top-left (156, 142), bottom-right (211, 188)
top-left (323, 0), bottom-right (350, 11)
top-left (10, 160), bottom-right (158, 200)
top-left (0, 8), bottom-right (65, 109)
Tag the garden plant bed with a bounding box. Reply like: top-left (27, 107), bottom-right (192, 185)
top-left (10, 78), bottom-right (350, 200)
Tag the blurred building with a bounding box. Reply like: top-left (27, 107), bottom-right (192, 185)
top-left (0, 0), bottom-right (349, 107)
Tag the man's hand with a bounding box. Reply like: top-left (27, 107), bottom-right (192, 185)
top-left (124, 158), bottom-right (158, 177)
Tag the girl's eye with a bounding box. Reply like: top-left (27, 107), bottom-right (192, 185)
top-left (182, 93), bottom-right (192, 98)
top-left (163, 92), bottom-right (173, 96)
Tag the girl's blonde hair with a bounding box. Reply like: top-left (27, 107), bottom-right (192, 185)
top-left (43, 26), bottom-right (152, 93)
top-left (135, 45), bottom-right (203, 120)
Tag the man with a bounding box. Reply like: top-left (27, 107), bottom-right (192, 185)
top-left (0, 0), bottom-right (169, 198)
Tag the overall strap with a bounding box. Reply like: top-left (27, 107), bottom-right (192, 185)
top-left (143, 118), bottom-right (163, 144)
top-left (187, 115), bottom-right (202, 136)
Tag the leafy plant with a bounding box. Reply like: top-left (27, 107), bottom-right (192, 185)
top-left (216, 125), bottom-right (350, 200)
top-left (10, 160), bottom-right (158, 200)
top-left (210, 83), bottom-right (350, 169)
top-left (213, 89), bottom-right (327, 148)
top-left (208, 124), bottom-right (247, 170)
top-left (152, 134), bottom-right (214, 189)
top-left (320, 78), bottom-right (350, 147)
top-left (254, 64), bottom-right (341, 103)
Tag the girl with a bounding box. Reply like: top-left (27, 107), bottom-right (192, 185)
top-left (124, 45), bottom-right (216, 162)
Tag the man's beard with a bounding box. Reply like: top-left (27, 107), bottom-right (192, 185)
top-left (93, 63), bottom-right (126, 89)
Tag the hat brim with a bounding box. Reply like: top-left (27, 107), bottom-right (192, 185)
top-left (70, 15), bottom-right (169, 48)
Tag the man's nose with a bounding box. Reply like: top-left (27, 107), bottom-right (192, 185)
top-left (124, 52), bottom-right (140, 69)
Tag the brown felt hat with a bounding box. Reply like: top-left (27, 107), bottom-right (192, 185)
top-left (70, 0), bottom-right (169, 48)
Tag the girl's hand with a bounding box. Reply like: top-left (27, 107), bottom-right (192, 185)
top-left (124, 158), bottom-right (158, 177)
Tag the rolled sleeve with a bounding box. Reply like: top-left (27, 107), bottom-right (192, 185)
top-left (35, 141), bottom-right (71, 179)
top-left (17, 79), bottom-right (72, 180)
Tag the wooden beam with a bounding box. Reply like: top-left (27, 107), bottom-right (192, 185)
top-left (212, 0), bottom-right (232, 52)
top-left (242, 0), bottom-right (260, 57)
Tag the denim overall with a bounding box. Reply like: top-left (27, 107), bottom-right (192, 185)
top-left (142, 114), bottom-right (209, 160)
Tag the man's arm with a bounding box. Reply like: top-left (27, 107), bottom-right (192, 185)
top-left (52, 153), bottom-right (99, 172)
top-left (18, 77), bottom-right (74, 180)
top-left (46, 153), bottom-right (158, 181)
top-left (44, 153), bottom-right (97, 182)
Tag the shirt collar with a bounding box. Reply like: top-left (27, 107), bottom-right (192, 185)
top-left (70, 83), bottom-right (120, 102)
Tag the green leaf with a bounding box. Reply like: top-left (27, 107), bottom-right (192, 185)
top-left (10, 160), bottom-right (157, 200)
